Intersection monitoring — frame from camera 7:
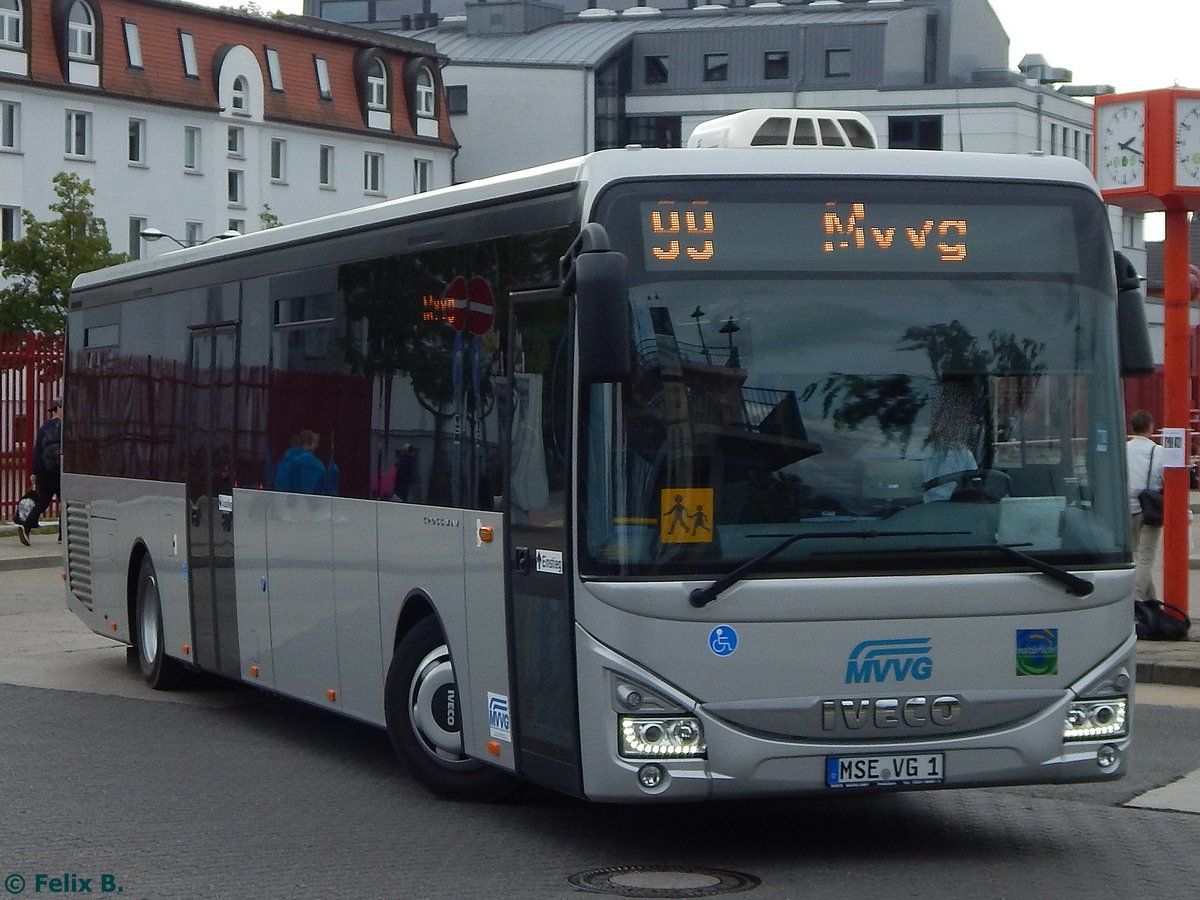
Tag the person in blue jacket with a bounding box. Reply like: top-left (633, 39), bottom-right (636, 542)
top-left (291, 430), bottom-right (327, 494)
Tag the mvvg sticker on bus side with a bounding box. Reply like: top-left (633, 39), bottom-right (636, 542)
top-left (488, 692), bottom-right (511, 742)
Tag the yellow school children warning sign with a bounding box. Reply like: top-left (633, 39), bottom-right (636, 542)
top-left (660, 488), bottom-right (714, 543)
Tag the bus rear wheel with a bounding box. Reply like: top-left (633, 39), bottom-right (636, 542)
top-left (384, 616), bottom-right (517, 801)
top-left (134, 556), bottom-right (187, 690)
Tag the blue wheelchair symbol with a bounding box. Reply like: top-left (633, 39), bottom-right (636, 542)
top-left (709, 626), bottom-right (738, 657)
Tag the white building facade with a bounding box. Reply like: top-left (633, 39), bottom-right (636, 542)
top-left (0, 0), bottom-right (459, 264)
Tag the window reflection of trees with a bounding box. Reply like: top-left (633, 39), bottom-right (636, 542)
top-left (338, 228), bottom-right (570, 508)
top-left (341, 252), bottom-right (484, 507)
top-left (805, 320), bottom-right (1047, 463)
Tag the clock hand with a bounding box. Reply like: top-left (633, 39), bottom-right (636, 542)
top-left (1117, 137), bottom-right (1144, 156)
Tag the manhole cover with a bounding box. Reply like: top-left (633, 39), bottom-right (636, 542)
top-left (568, 866), bottom-right (760, 897)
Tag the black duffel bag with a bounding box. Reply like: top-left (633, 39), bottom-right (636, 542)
top-left (1135, 599), bottom-right (1191, 641)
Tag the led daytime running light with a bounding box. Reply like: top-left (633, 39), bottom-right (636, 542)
top-left (619, 716), bottom-right (706, 759)
top-left (1063, 698), bottom-right (1128, 741)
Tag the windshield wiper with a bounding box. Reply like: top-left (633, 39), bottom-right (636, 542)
top-left (688, 529), bottom-right (971, 608)
top-left (908, 543), bottom-right (1094, 597)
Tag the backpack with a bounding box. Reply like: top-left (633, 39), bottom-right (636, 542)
top-left (1135, 599), bottom-right (1191, 641)
top-left (40, 418), bottom-right (62, 472)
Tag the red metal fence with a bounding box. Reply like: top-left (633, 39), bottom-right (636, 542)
top-left (0, 331), bottom-right (1194, 521)
top-left (1122, 326), bottom-right (1200, 437)
top-left (1, 332), bottom-right (64, 522)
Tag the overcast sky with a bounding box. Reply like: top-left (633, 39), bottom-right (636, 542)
top-left (989, 0), bottom-right (1196, 94)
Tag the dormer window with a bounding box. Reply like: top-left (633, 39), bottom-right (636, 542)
top-left (67, 2), bottom-right (95, 61)
top-left (359, 54), bottom-right (391, 130)
top-left (367, 59), bottom-right (386, 110)
top-left (0, 0), bottom-right (22, 48)
top-left (231, 75), bottom-right (248, 114)
top-left (58, 0), bottom-right (99, 86)
top-left (215, 45), bottom-right (265, 121)
top-left (409, 63), bottom-right (437, 138)
top-left (415, 66), bottom-right (434, 118)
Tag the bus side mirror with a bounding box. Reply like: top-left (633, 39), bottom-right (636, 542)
top-left (575, 250), bottom-right (632, 384)
top-left (1114, 251), bottom-right (1154, 376)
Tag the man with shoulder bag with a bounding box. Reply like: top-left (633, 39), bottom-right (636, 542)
top-left (1125, 409), bottom-right (1190, 639)
top-left (1127, 410), bottom-right (1164, 602)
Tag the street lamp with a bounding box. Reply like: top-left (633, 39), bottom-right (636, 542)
top-left (139, 227), bottom-right (186, 248)
top-left (140, 227), bottom-right (241, 248)
top-left (690, 306), bottom-right (711, 364)
top-left (719, 315), bottom-right (741, 367)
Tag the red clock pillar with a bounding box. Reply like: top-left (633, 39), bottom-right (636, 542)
top-left (1162, 210), bottom-right (1191, 613)
top-left (1095, 87), bottom-right (1200, 622)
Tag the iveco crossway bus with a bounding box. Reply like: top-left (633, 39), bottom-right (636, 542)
top-left (63, 116), bottom-right (1152, 801)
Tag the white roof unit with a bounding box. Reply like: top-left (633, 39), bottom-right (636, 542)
top-left (687, 109), bottom-right (878, 150)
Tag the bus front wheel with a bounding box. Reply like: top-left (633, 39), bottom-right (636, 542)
top-left (384, 616), bottom-right (517, 801)
top-left (134, 556), bottom-right (187, 690)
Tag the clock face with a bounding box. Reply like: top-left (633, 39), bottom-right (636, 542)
top-left (1098, 100), bottom-right (1146, 190)
top-left (1177, 98), bottom-right (1200, 188)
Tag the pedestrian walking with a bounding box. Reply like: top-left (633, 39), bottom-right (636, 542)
top-left (18, 398), bottom-right (63, 546)
top-left (1126, 408), bottom-right (1164, 602)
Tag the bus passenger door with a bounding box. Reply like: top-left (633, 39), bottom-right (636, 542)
top-left (187, 321), bottom-right (242, 679)
top-left (506, 291), bottom-right (581, 796)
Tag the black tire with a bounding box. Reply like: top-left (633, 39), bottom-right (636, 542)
top-left (134, 556), bottom-right (188, 690)
top-left (384, 616), bottom-right (518, 801)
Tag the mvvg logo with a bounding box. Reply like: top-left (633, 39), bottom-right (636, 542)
top-left (487, 692), bottom-right (512, 742)
top-left (845, 638), bottom-right (933, 684)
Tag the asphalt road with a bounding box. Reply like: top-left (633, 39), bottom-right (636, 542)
top-left (4, 567), bottom-right (1200, 900)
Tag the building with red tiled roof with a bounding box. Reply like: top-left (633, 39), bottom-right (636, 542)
top-left (0, 0), bottom-right (458, 261)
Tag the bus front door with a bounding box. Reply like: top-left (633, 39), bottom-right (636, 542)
top-left (187, 322), bottom-right (242, 679)
top-left (506, 291), bottom-right (582, 797)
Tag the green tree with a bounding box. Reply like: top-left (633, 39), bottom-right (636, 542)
top-left (0, 172), bottom-right (128, 333)
top-left (259, 203), bottom-right (282, 229)
top-left (218, 2), bottom-right (288, 17)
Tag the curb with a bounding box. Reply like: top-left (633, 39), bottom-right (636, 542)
top-left (0, 553), bottom-right (62, 572)
top-left (1137, 658), bottom-right (1200, 689)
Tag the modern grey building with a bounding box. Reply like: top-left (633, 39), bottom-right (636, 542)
top-left (302, 0), bottom-right (1143, 271)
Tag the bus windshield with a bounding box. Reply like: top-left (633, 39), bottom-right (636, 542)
top-left (580, 176), bottom-right (1127, 579)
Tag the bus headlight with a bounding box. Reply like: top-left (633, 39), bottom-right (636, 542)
top-left (1063, 698), bottom-right (1128, 741)
top-left (619, 716), bottom-right (706, 759)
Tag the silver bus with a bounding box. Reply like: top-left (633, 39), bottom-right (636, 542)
top-left (64, 136), bottom-right (1151, 802)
